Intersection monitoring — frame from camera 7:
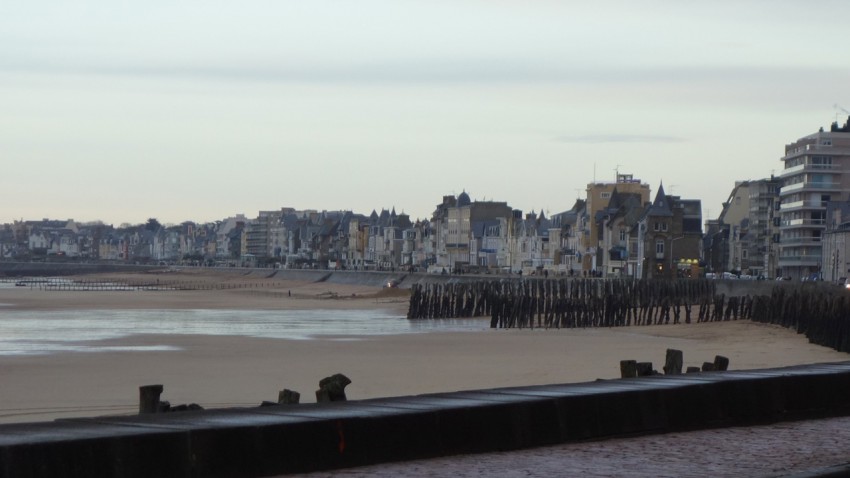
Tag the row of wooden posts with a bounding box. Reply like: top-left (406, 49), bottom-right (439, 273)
top-left (139, 374), bottom-right (353, 414)
top-left (407, 279), bottom-right (723, 326)
top-left (407, 278), bottom-right (850, 354)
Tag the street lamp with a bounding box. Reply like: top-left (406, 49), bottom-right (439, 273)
top-left (670, 235), bottom-right (686, 278)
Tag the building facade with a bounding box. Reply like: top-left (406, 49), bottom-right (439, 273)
top-left (778, 117), bottom-right (850, 280)
top-left (747, 176), bottom-right (781, 278)
top-left (583, 174), bottom-right (651, 273)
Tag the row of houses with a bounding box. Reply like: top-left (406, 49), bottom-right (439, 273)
top-left (0, 174), bottom-right (703, 279)
top-left (4, 116), bottom-right (848, 280)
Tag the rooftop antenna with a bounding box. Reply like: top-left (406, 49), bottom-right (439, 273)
top-left (835, 103), bottom-right (850, 121)
top-left (574, 188), bottom-right (582, 199)
top-left (669, 184), bottom-right (677, 194)
top-left (614, 164), bottom-right (622, 180)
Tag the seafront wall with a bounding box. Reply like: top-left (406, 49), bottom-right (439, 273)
top-left (0, 261), bottom-right (828, 297)
top-left (2, 362), bottom-right (850, 478)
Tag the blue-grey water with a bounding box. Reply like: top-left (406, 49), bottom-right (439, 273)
top-left (0, 308), bottom-right (490, 356)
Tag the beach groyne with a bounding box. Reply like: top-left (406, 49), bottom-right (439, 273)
top-left (2, 361), bottom-right (850, 478)
top-left (407, 278), bottom-right (850, 354)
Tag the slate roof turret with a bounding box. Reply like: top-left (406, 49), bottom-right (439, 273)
top-left (646, 182), bottom-right (673, 218)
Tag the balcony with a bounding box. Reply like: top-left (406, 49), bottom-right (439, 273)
top-left (779, 237), bottom-right (822, 245)
top-left (779, 200), bottom-right (826, 211)
top-left (779, 218), bottom-right (826, 230)
top-left (780, 182), bottom-right (839, 195)
top-left (778, 255), bottom-right (822, 267)
top-left (779, 163), bottom-right (837, 178)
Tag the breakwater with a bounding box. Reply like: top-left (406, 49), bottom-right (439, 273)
top-left (3, 361), bottom-right (850, 478)
top-left (407, 278), bottom-right (850, 354)
top-left (408, 279), bottom-right (723, 326)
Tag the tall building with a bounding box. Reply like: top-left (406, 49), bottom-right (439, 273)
top-left (778, 117), bottom-right (850, 280)
top-left (747, 176), bottom-right (781, 278)
top-left (583, 173), bottom-right (651, 272)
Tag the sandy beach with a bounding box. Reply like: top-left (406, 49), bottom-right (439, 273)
top-left (1, 269), bottom-right (848, 424)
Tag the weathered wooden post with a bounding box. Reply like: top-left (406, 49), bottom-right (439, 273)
top-left (663, 349), bottom-right (683, 375)
top-left (620, 360), bottom-right (638, 378)
top-left (139, 384), bottom-right (164, 414)
top-left (713, 355), bottom-right (730, 371)
top-left (316, 373), bottom-right (352, 402)
top-left (278, 389), bottom-right (301, 404)
top-left (636, 362), bottom-right (654, 377)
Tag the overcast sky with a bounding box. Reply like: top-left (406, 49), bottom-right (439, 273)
top-left (2, 1), bottom-right (848, 226)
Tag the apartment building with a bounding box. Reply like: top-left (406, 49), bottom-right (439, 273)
top-left (778, 117), bottom-right (850, 280)
top-left (432, 191), bottom-right (513, 272)
top-left (747, 176), bottom-right (781, 278)
top-left (583, 174), bottom-right (650, 273)
top-left (704, 181), bottom-right (752, 275)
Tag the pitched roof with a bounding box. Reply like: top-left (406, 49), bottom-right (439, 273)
top-left (645, 182), bottom-right (673, 218)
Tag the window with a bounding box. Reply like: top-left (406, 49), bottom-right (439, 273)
top-left (619, 229), bottom-right (626, 242)
top-left (655, 240), bottom-right (664, 255)
top-left (600, 192), bottom-right (611, 199)
top-left (662, 223), bottom-right (668, 232)
top-left (812, 155), bottom-right (832, 168)
top-left (654, 222), bottom-right (660, 231)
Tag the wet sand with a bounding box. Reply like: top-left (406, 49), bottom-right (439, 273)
top-left (0, 269), bottom-right (847, 424)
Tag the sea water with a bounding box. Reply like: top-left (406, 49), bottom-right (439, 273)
top-left (0, 308), bottom-right (490, 356)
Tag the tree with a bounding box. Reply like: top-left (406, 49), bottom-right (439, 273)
top-left (145, 218), bottom-right (162, 232)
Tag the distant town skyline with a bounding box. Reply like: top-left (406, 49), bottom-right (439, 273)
top-left (2, 1), bottom-right (848, 225)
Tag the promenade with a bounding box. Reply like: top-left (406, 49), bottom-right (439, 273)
top-left (288, 415), bottom-right (850, 477)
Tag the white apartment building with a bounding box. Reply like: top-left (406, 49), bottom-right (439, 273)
top-left (778, 118), bottom-right (850, 280)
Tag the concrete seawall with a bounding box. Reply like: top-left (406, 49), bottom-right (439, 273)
top-left (3, 362), bottom-right (850, 478)
top-left (2, 262), bottom-right (836, 296)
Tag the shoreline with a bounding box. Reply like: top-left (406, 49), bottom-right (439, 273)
top-left (1, 270), bottom-right (848, 424)
top-left (1, 320), bottom-right (847, 424)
